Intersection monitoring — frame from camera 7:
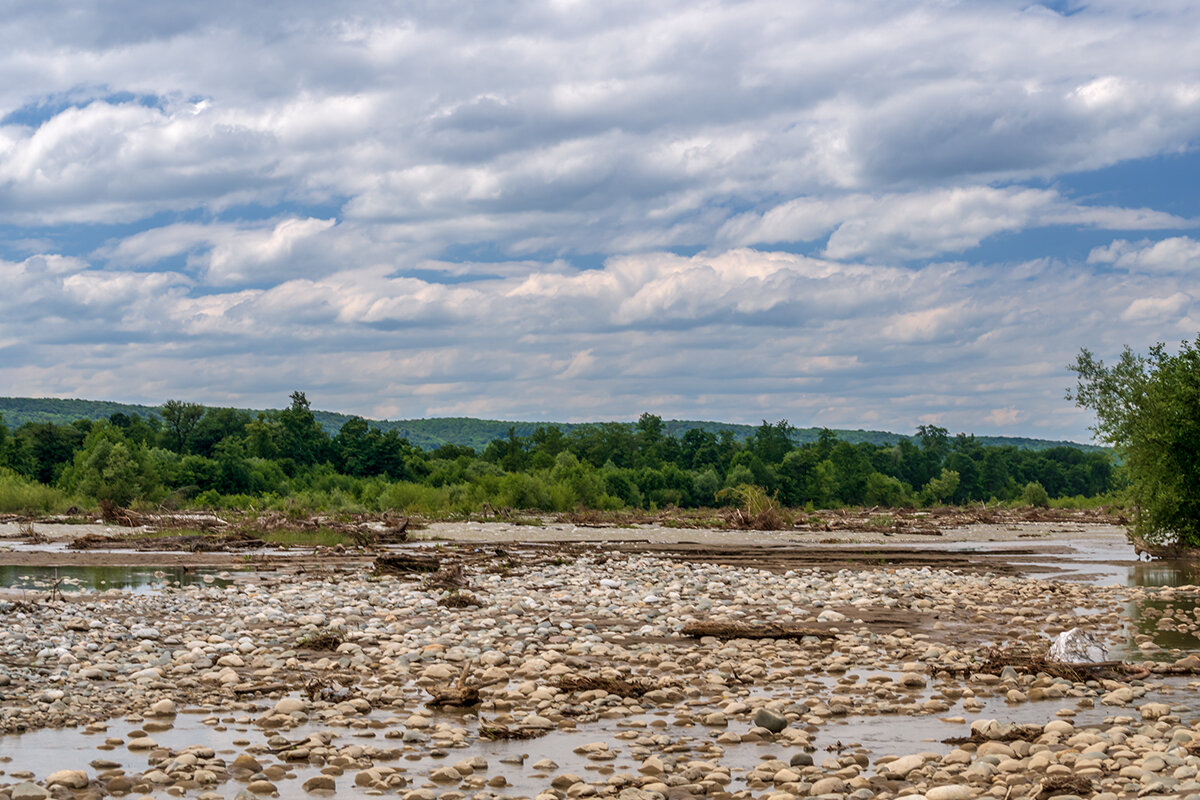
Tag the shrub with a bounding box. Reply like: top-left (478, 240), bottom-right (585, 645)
top-left (1021, 481), bottom-right (1050, 508)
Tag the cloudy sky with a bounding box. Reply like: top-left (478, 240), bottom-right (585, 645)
top-left (2, 0), bottom-right (1198, 441)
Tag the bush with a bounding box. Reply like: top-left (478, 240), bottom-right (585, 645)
top-left (1021, 481), bottom-right (1050, 508)
top-left (717, 484), bottom-right (792, 530)
top-left (0, 468), bottom-right (74, 513)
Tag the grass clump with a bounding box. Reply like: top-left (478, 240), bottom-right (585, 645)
top-left (0, 469), bottom-right (76, 514)
top-left (296, 630), bottom-right (344, 651)
top-left (717, 484), bottom-right (793, 530)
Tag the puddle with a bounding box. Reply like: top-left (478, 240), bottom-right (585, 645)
top-left (0, 565), bottom-right (235, 594)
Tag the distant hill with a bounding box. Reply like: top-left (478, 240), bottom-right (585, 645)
top-left (0, 396), bottom-right (1105, 453)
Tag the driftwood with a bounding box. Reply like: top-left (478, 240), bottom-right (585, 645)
top-left (232, 682), bottom-right (292, 695)
top-left (478, 720), bottom-right (548, 740)
top-left (978, 646), bottom-right (1140, 682)
top-left (424, 563), bottom-right (470, 589)
top-left (681, 621), bottom-right (837, 641)
top-left (374, 553), bottom-right (440, 574)
top-left (1034, 775), bottom-right (1094, 799)
top-left (943, 724), bottom-right (1046, 745)
top-left (426, 664), bottom-right (480, 708)
top-left (554, 674), bottom-right (659, 697)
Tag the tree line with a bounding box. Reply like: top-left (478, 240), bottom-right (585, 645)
top-left (0, 391), bottom-right (1118, 515)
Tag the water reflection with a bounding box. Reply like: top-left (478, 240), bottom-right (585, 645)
top-left (1129, 560), bottom-right (1200, 588)
top-left (0, 565), bottom-right (233, 594)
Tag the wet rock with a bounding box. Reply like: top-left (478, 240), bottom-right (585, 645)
top-left (752, 707), bottom-right (787, 733)
top-left (46, 770), bottom-right (89, 788)
top-left (303, 776), bottom-right (337, 792)
top-left (11, 782), bottom-right (50, 800)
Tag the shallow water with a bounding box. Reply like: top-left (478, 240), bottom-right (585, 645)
top-left (0, 564), bottom-right (235, 594)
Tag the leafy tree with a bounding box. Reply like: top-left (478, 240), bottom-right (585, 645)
top-left (749, 419), bottom-right (794, 464)
top-left (1070, 337), bottom-right (1200, 546)
top-left (278, 391), bottom-right (329, 465)
top-left (161, 400), bottom-right (206, 453)
top-left (60, 422), bottom-right (159, 505)
top-left (921, 468), bottom-right (960, 506)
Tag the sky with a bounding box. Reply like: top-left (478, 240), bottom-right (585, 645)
top-left (1, 1), bottom-right (1198, 442)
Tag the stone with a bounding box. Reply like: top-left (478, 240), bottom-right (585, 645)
top-left (46, 770), bottom-right (89, 788)
top-left (810, 777), bottom-right (846, 795)
top-left (753, 707), bottom-right (787, 733)
top-left (303, 776), bottom-right (337, 792)
top-left (274, 697), bottom-right (306, 715)
top-left (11, 783), bottom-right (50, 800)
top-left (927, 786), bottom-right (972, 800)
top-left (884, 754), bottom-right (925, 777)
top-left (148, 699), bottom-right (177, 716)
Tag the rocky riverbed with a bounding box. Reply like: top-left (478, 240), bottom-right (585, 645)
top-left (2, 523), bottom-right (1200, 800)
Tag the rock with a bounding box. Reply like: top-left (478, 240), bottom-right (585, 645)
top-left (303, 776), bottom-right (337, 792)
top-left (927, 786), bottom-right (972, 800)
top-left (274, 697), bottom-right (306, 715)
top-left (1047, 628), bottom-right (1108, 663)
top-left (46, 770), bottom-right (89, 789)
top-left (817, 610), bottom-right (847, 623)
top-left (246, 780), bottom-right (278, 795)
top-left (1140, 702), bottom-right (1171, 720)
top-left (10, 782), bottom-right (50, 800)
top-left (810, 777), bottom-right (846, 795)
top-left (752, 707), bottom-right (787, 733)
top-left (429, 767), bottom-right (461, 784)
top-left (127, 736), bottom-right (158, 750)
top-left (232, 755), bottom-right (263, 773)
top-left (790, 753), bottom-right (814, 767)
top-left (148, 699), bottom-right (177, 716)
top-left (884, 754), bottom-right (925, 777)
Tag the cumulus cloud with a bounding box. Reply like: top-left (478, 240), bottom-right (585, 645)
top-left (2, 244), bottom-right (1197, 438)
top-left (3, 1), bottom-right (1200, 439)
top-left (1088, 236), bottom-right (1200, 272)
top-left (719, 187), bottom-right (1191, 260)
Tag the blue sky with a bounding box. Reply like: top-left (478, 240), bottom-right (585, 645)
top-left (1, 0), bottom-right (1198, 442)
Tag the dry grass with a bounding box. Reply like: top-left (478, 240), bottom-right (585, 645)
top-left (437, 591), bottom-right (481, 609)
top-left (1034, 774), bottom-right (1094, 799)
top-left (718, 485), bottom-right (793, 531)
top-left (296, 631), bottom-right (344, 651)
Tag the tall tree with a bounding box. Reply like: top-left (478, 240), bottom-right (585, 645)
top-left (161, 400), bottom-right (206, 453)
top-left (1070, 336), bottom-right (1200, 547)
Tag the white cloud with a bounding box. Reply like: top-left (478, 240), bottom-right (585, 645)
top-left (3, 2), bottom-right (1200, 440)
top-left (720, 187), bottom-right (1191, 261)
top-left (1088, 236), bottom-right (1200, 272)
top-left (3, 244), bottom-right (1197, 439)
top-left (1120, 292), bottom-right (1192, 322)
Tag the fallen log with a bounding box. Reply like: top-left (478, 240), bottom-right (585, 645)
top-left (681, 621), bottom-right (836, 640)
top-left (374, 553), bottom-right (440, 574)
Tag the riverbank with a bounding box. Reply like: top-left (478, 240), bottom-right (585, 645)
top-left (1, 521), bottom-right (1199, 800)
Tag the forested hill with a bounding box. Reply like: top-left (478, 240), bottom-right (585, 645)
top-left (0, 396), bottom-right (1103, 453)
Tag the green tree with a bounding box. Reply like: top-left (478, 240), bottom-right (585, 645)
top-left (278, 391), bottom-right (329, 466)
top-left (161, 400), bottom-right (206, 453)
top-left (1070, 336), bottom-right (1200, 546)
top-left (60, 422), bottom-right (159, 506)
